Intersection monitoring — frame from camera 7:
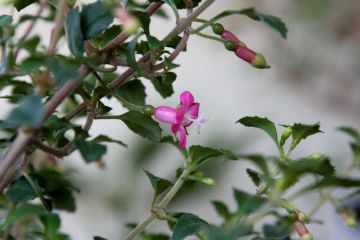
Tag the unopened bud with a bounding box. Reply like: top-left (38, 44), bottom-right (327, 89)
top-left (250, 52), bottom-right (271, 69)
top-left (280, 127), bottom-right (292, 146)
top-left (221, 30), bottom-right (246, 47)
top-left (297, 210), bottom-right (309, 224)
top-left (212, 23), bottom-right (224, 35)
top-left (115, 8), bottom-right (140, 35)
top-left (300, 233), bottom-right (314, 240)
top-left (294, 220), bottom-right (312, 240)
top-left (338, 208), bottom-right (358, 228)
top-left (235, 47), bottom-right (270, 69)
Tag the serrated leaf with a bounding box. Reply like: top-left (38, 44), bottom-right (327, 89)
top-left (0, 15), bottom-right (13, 26)
top-left (117, 79), bottom-right (146, 107)
top-left (3, 204), bottom-right (45, 227)
top-left (144, 170), bottom-right (172, 197)
top-left (4, 94), bottom-right (43, 128)
top-left (164, 57), bottom-right (179, 70)
top-left (152, 76), bottom-right (174, 98)
top-left (74, 139), bottom-right (107, 163)
top-left (5, 175), bottom-right (38, 202)
top-left (65, 7), bottom-right (84, 57)
top-left (118, 111), bottom-right (162, 142)
top-left (237, 116), bottom-right (279, 148)
top-left (131, 10), bottom-right (150, 34)
top-left (93, 134), bottom-right (127, 147)
top-left (246, 168), bottom-right (262, 187)
top-left (188, 145), bottom-right (223, 165)
top-left (80, 1), bottom-right (113, 40)
top-left (233, 189), bottom-right (266, 217)
top-left (172, 213), bottom-right (210, 240)
top-left (212, 201), bottom-right (231, 220)
top-left (290, 122), bottom-right (322, 149)
top-left (14, 0), bottom-right (37, 11)
top-left (238, 154), bottom-right (269, 174)
top-left (147, 35), bottom-right (162, 49)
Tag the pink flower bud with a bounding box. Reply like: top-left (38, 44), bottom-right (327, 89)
top-left (294, 220), bottom-right (313, 240)
top-left (235, 47), bottom-right (270, 69)
top-left (221, 30), bottom-right (246, 47)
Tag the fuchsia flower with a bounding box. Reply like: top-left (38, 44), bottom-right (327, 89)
top-left (154, 91), bottom-right (206, 149)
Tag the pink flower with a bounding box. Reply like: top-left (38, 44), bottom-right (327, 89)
top-left (221, 30), bottom-right (246, 47)
top-left (154, 91), bottom-right (206, 149)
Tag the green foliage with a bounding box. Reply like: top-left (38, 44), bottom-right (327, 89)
top-left (74, 139), bottom-right (107, 163)
top-left (39, 213), bottom-right (70, 240)
top-left (172, 213), bottom-right (209, 240)
top-left (262, 224), bottom-right (291, 240)
top-left (188, 145), bottom-right (237, 165)
top-left (144, 170), bottom-right (173, 197)
top-left (290, 122), bottom-right (322, 149)
top-left (0, 15), bottom-right (13, 26)
top-left (117, 111), bottom-right (162, 142)
top-left (14, 0), bottom-right (37, 11)
top-left (149, 0), bottom-right (203, 9)
top-left (2, 204), bottom-right (45, 227)
top-left (237, 116), bottom-right (279, 148)
top-left (152, 73), bottom-right (176, 98)
top-left (4, 94), bottom-right (43, 128)
top-left (212, 201), bottom-right (231, 220)
top-left (5, 175), bottom-right (37, 202)
top-left (65, 7), bottom-right (84, 57)
top-left (47, 57), bottom-right (80, 86)
top-left (246, 168), bottom-right (262, 187)
top-left (117, 79), bottom-right (146, 107)
top-left (80, 1), bottom-right (113, 40)
top-left (233, 189), bottom-right (266, 217)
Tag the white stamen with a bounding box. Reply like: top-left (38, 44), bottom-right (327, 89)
top-left (190, 112), bottom-right (208, 134)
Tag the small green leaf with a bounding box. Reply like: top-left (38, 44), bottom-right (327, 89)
top-left (152, 75), bottom-right (174, 98)
top-left (5, 94), bottom-right (43, 128)
top-left (94, 237), bottom-right (108, 240)
top-left (262, 224), bottom-right (291, 239)
top-left (233, 189), bottom-right (266, 217)
top-left (91, 25), bottom-right (122, 48)
top-left (144, 170), bottom-right (173, 197)
top-left (237, 116), bottom-right (279, 148)
top-left (5, 175), bottom-right (38, 202)
top-left (164, 57), bottom-right (180, 70)
top-left (147, 35), bottom-right (163, 49)
top-left (117, 79), bottom-right (146, 107)
top-left (4, 204), bottom-right (45, 227)
top-left (212, 201), bottom-right (231, 220)
top-left (126, 36), bottom-right (141, 70)
top-left (14, 0), bottom-right (37, 11)
top-left (17, 36), bottom-right (40, 54)
top-left (246, 168), bottom-right (262, 187)
top-left (93, 134), bottom-right (127, 147)
top-left (74, 139), bottom-right (107, 163)
top-left (47, 57), bottom-right (81, 86)
top-left (290, 122), bottom-right (322, 149)
top-left (18, 56), bottom-right (45, 72)
top-left (305, 177), bottom-right (360, 190)
top-left (188, 145), bottom-right (223, 165)
top-left (0, 15), bottom-right (13, 26)
top-left (40, 213), bottom-right (69, 240)
top-left (80, 1), bottom-right (113, 39)
top-left (118, 111), bottom-right (162, 142)
top-left (65, 7), bottom-right (84, 57)
top-left (238, 154), bottom-right (269, 174)
top-left (172, 213), bottom-right (210, 240)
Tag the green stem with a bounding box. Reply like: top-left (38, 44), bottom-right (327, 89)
top-left (193, 32), bottom-right (225, 43)
top-left (122, 167), bottom-right (191, 240)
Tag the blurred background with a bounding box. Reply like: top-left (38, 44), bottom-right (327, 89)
top-left (1, 0), bottom-right (360, 239)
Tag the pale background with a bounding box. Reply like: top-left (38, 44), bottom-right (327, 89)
top-left (1, 0), bottom-right (360, 239)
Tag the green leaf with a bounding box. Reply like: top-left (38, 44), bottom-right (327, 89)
top-left (117, 79), bottom-right (146, 107)
top-left (4, 94), bottom-right (43, 128)
top-left (164, 57), bottom-right (180, 70)
top-left (152, 75), bottom-right (174, 98)
top-left (117, 111), bottom-right (162, 142)
top-left (126, 36), bottom-right (140, 70)
top-left (80, 1), bottom-right (113, 39)
top-left (91, 25), bottom-right (122, 48)
top-left (205, 226), bottom-right (253, 240)
top-left (94, 237), bottom-right (108, 240)
top-left (238, 154), bottom-right (269, 174)
top-left (40, 213), bottom-right (69, 240)
top-left (144, 170), bottom-right (173, 197)
top-left (290, 122), bottom-right (322, 149)
top-left (172, 213), bottom-right (210, 240)
top-left (3, 204), bottom-right (45, 227)
top-left (338, 126), bottom-right (360, 144)
top-left (212, 201), bottom-right (231, 220)
top-left (233, 189), bottom-right (266, 217)
top-left (149, 0), bottom-right (202, 9)
top-left (92, 134), bottom-right (127, 147)
top-left (47, 57), bottom-right (80, 86)
top-left (305, 176), bottom-right (360, 191)
top-left (14, 0), bottom-right (37, 11)
top-left (74, 139), bottom-right (107, 163)
top-left (237, 116), bottom-right (279, 148)
top-left (246, 168), bottom-right (262, 187)
top-left (5, 175), bottom-right (38, 202)
top-left (262, 224), bottom-right (291, 240)
top-left (188, 145), bottom-right (223, 165)
top-left (147, 35), bottom-right (163, 49)
top-left (65, 7), bottom-right (84, 57)
top-left (17, 36), bottom-right (40, 54)
top-left (0, 15), bottom-right (13, 26)
top-left (18, 56), bottom-right (45, 72)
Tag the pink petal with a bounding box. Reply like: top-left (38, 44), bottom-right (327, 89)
top-left (178, 125), bottom-right (187, 149)
top-left (171, 124), bottom-right (180, 135)
top-left (221, 30), bottom-right (246, 47)
top-left (235, 46), bottom-right (256, 63)
top-left (175, 106), bottom-right (186, 124)
top-left (180, 91), bottom-right (194, 109)
top-left (154, 106), bottom-right (177, 124)
top-left (187, 103), bottom-right (200, 120)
